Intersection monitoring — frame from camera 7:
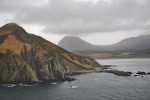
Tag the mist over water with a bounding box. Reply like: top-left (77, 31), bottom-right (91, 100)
top-left (0, 58), bottom-right (150, 100)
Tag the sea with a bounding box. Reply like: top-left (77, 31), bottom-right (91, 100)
top-left (0, 58), bottom-right (150, 100)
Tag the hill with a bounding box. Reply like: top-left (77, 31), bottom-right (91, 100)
top-left (110, 35), bottom-right (150, 51)
top-left (58, 36), bottom-right (104, 52)
top-left (0, 23), bottom-right (100, 84)
top-left (58, 35), bottom-right (150, 58)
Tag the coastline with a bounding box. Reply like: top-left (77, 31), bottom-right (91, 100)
top-left (1, 58), bottom-right (150, 85)
top-left (95, 57), bottom-right (150, 60)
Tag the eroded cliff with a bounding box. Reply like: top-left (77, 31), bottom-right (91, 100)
top-left (0, 23), bottom-right (100, 84)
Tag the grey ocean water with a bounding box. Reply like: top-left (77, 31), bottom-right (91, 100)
top-left (0, 58), bottom-right (150, 100)
top-left (99, 58), bottom-right (150, 73)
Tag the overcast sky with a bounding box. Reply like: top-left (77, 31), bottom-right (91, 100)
top-left (0, 0), bottom-right (150, 45)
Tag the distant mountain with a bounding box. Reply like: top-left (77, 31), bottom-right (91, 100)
top-left (58, 35), bottom-right (150, 54)
top-left (0, 23), bottom-right (99, 84)
top-left (58, 36), bottom-right (104, 52)
top-left (110, 35), bottom-right (150, 51)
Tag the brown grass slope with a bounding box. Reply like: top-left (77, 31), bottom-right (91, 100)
top-left (0, 23), bottom-right (100, 83)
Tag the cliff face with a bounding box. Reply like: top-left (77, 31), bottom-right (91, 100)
top-left (0, 23), bottom-right (100, 84)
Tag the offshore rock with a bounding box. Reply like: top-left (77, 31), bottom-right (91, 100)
top-left (136, 71), bottom-right (146, 75)
top-left (104, 70), bottom-right (132, 76)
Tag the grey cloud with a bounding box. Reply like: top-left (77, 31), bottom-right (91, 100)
top-left (0, 0), bottom-right (47, 12)
top-left (1, 0), bottom-right (150, 34)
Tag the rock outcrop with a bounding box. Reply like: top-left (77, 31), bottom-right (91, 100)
top-left (136, 71), bottom-right (146, 75)
top-left (0, 23), bottom-right (100, 84)
top-left (103, 70), bottom-right (132, 76)
top-left (147, 72), bottom-right (150, 75)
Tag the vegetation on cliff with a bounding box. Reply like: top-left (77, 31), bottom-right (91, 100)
top-left (0, 23), bottom-right (100, 84)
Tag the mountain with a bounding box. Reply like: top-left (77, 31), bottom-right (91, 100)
top-left (58, 36), bottom-right (104, 52)
top-left (58, 35), bottom-right (150, 56)
top-left (110, 35), bottom-right (150, 51)
top-left (0, 23), bottom-right (100, 84)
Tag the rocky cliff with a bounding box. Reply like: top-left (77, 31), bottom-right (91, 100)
top-left (0, 23), bottom-right (100, 84)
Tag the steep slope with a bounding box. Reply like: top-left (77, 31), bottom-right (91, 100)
top-left (0, 23), bottom-right (100, 84)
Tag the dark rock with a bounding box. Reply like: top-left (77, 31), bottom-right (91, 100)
top-left (134, 74), bottom-right (139, 77)
top-left (147, 72), bottom-right (150, 75)
top-left (65, 72), bottom-right (83, 76)
top-left (101, 65), bottom-right (114, 70)
top-left (65, 76), bottom-right (76, 82)
top-left (102, 65), bottom-right (112, 68)
top-left (136, 71), bottom-right (146, 75)
top-left (105, 70), bottom-right (132, 76)
top-left (0, 35), bottom-right (8, 44)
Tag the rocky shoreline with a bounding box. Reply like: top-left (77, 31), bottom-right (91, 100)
top-left (95, 66), bottom-right (132, 76)
top-left (60, 65), bottom-right (150, 83)
top-left (1, 64), bottom-right (149, 85)
top-left (96, 65), bottom-right (150, 77)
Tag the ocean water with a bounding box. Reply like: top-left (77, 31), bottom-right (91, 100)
top-left (98, 58), bottom-right (150, 73)
top-left (0, 58), bottom-right (150, 100)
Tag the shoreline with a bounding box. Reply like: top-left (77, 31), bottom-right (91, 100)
top-left (1, 61), bottom-right (150, 85)
top-left (1, 68), bottom-right (150, 87)
top-left (95, 57), bottom-right (150, 60)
